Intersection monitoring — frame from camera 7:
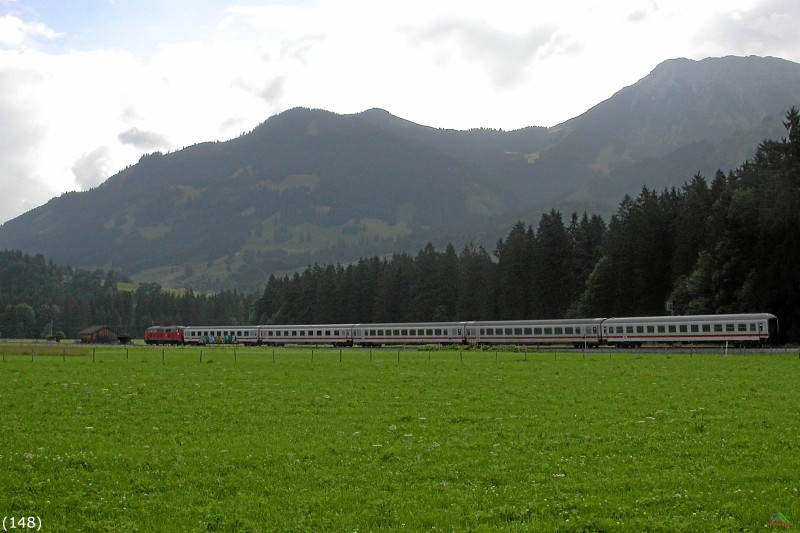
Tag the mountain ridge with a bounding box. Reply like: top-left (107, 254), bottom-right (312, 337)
top-left (1, 55), bottom-right (799, 292)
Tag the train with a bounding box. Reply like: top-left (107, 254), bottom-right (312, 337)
top-left (145, 313), bottom-right (778, 348)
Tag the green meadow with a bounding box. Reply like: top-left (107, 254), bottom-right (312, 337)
top-left (1, 345), bottom-right (798, 531)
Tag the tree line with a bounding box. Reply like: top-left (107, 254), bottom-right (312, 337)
top-left (2, 108), bottom-right (799, 342)
top-left (252, 212), bottom-right (605, 325)
top-left (0, 252), bottom-right (254, 339)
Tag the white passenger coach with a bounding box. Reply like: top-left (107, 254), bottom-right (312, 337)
top-left (464, 318), bottom-right (605, 347)
top-left (601, 313), bottom-right (776, 347)
top-left (171, 313), bottom-right (778, 347)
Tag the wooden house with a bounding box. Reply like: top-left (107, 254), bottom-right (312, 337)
top-left (78, 325), bottom-right (132, 344)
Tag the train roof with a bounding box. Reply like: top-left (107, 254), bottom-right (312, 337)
top-left (184, 325), bottom-right (258, 329)
top-left (469, 318), bottom-right (606, 326)
top-left (257, 323), bottom-right (356, 328)
top-left (603, 313), bottom-right (776, 323)
top-left (352, 322), bottom-right (465, 328)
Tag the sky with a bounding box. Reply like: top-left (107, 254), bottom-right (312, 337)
top-left (0, 0), bottom-right (798, 224)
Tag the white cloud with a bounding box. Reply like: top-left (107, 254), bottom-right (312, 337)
top-left (699, 0), bottom-right (799, 57)
top-left (408, 18), bottom-right (557, 89)
top-left (0, 14), bottom-right (60, 49)
top-left (256, 76), bottom-right (287, 106)
top-left (1, 47), bottom-right (144, 195)
top-left (117, 128), bottom-right (170, 151)
top-left (0, 63), bottom-right (54, 222)
top-left (1, 0), bottom-right (798, 226)
top-left (72, 146), bottom-right (112, 190)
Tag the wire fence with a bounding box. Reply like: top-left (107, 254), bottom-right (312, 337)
top-left (0, 341), bottom-right (797, 365)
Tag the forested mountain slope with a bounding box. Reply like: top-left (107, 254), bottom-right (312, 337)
top-left (0, 55), bottom-right (798, 292)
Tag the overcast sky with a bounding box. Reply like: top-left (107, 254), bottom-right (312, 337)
top-left (0, 0), bottom-right (798, 224)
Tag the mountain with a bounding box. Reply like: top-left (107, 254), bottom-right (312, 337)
top-left (1, 55), bottom-right (799, 292)
top-left (550, 55), bottom-right (800, 211)
top-left (1, 109), bottom-right (527, 291)
top-left (359, 55), bottom-right (800, 216)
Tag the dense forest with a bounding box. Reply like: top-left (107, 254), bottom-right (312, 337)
top-left (0, 252), bottom-right (254, 339)
top-left (2, 109), bottom-right (799, 342)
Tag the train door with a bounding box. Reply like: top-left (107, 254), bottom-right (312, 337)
top-left (767, 317), bottom-right (779, 344)
top-left (463, 321), bottom-right (476, 344)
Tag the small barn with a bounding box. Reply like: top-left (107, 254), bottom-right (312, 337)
top-left (78, 325), bottom-right (132, 345)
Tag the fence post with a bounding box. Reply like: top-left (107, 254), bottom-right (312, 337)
top-left (162, 348), bottom-right (165, 365)
top-left (339, 349), bottom-right (342, 362)
top-left (92, 348), bottom-right (95, 363)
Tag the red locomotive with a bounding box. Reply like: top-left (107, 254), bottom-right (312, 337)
top-left (144, 325), bottom-right (185, 345)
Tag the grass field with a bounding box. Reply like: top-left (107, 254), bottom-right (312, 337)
top-left (0, 345), bottom-right (798, 531)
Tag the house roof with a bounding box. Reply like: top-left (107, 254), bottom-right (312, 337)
top-left (78, 325), bottom-right (118, 336)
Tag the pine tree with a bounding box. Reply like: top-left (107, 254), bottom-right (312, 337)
top-left (531, 210), bottom-right (574, 318)
top-left (494, 221), bottom-right (535, 318)
top-left (456, 244), bottom-right (496, 320)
